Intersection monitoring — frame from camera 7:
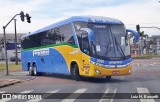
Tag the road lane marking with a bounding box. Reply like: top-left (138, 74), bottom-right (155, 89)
top-left (0, 91), bottom-right (6, 93)
top-left (46, 89), bottom-right (60, 93)
top-left (137, 87), bottom-right (155, 102)
top-left (61, 88), bottom-right (87, 102)
top-left (27, 89), bottom-right (60, 102)
top-left (20, 90), bottom-right (34, 93)
top-left (99, 88), bottom-right (117, 102)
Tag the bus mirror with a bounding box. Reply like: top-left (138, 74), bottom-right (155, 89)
top-left (80, 28), bottom-right (95, 42)
top-left (127, 29), bottom-right (139, 43)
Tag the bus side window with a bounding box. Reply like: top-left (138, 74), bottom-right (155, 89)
top-left (59, 24), bottom-right (74, 44)
top-left (67, 36), bottom-right (75, 45)
top-left (81, 33), bottom-right (90, 55)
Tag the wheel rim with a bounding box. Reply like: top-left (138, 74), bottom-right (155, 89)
top-left (34, 66), bottom-right (37, 75)
top-left (29, 66), bottom-right (32, 75)
top-left (73, 67), bottom-right (76, 76)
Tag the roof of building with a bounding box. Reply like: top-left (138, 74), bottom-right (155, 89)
top-left (21, 16), bottom-right (124, 39)
top-left (0, 33), bottom-right (24, 39)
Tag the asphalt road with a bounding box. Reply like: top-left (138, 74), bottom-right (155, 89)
top-left (0, 58), bottom-right (160, 102)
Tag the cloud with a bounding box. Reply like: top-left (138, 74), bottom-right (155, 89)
top-left (0, 0), bottom-right (160, 36)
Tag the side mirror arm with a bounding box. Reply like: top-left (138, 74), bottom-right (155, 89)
top-left (80, 28), bottom-right (95, 42)
top-left (127, 29), bottom-right (139, 42)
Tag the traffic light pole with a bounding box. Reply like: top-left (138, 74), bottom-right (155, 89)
top-left (3, 26), bottom-right (9, 75)
top-left (3, 14), bottom-right (19, 75)
top-left (3, 11), bottom-right (31, 75)
top-left (14, 19), bottom-right (18, 65)
top-left (141, 26), bottom-right (160, 30)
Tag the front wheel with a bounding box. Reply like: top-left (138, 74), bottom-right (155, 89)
top-left (71, 64), bottom-right (81, 81)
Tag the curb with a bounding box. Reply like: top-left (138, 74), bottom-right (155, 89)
top-left (0, 77), bottom-right (35, 88)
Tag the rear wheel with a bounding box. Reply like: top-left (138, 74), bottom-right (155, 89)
top-left (29, 64), bottom-right (34, 76)
top-left (71, 64), bottom-right (81, 81)
top-left (33, 64), bottom-right (42, 76)
top-left (106, 76), bottom-right (111, 80)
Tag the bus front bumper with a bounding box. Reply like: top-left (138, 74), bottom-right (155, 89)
top-left (82, 64), bottom-right (132, 77)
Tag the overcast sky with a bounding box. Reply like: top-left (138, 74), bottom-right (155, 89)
top-left (0, 0), bottom-right (160, 36)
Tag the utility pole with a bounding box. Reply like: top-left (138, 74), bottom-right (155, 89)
top-left (14, 19), bottom-right (18, 65)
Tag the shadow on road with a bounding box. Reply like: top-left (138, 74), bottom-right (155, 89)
top-left (37, 73), bottom-right (131, 83)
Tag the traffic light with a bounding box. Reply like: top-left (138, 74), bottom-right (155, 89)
top-left (26, 13), bottom-right (31, 23)
top-left (136, 24), bottom-right (140, 32)
top-left (20, 11), bottom-right (25, 22)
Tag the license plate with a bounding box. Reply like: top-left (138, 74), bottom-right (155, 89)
top-left (112, 70), bottom-right (120, 74)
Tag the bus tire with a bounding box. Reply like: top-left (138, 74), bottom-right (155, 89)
top-left (106, 76), bottom-right (111, 80)
top-left (29, 64), bottom-right (34, 76)
top-left (33, 64), bottom-right (42, 76)
top-left (33, 64), bottom-right (38, 76)
top-left (71, 64), bottom-right (81, 81)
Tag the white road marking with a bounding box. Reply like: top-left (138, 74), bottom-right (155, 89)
top-left (20, 90), bottom-right (33, 93)
top-left (148, 63), bottom-right (158, 66)
top-left (137, 87), bottom-right (155, 102)
top-left (46, 89), bottom-right (60, 93)
top-left (138, 64), bottom-right (140, 67)
top-left (27, 89), bottom-right (60, 102)
top-left (61, 88), bottom-right (87, 102)
top-left (99, 88), bottom-right (117, 102)
top-left (0, 91), bottom-right (6, 93)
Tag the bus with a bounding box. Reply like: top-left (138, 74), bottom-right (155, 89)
top-left (21, 16), bottom-right (139, 80)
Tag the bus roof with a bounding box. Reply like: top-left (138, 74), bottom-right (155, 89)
top-left (21, 16), bottom-right (123, 39)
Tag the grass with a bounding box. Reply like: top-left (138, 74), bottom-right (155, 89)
top-left (0, 63), bottom-right (22, 71)
top-left (132, 54), bottom-right (160, 59)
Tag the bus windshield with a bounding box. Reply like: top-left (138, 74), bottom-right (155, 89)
top-left (88, 23), bottom-right (130, 60)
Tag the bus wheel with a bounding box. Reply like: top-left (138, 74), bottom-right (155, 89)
top-left (71, 64), bottom-right (81, 81)
top-left (29, 64), bottom-right (34, 76)
top-left (33, 64), bottom-right (38, 76)
top-left (106, 76), bottom-right (111, 80)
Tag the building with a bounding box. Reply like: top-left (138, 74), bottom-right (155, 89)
top-left (131, 35), bottom-right (160, 55)
top-left (152, 35), bottom-right (160, 54)
top-left (0, 33), bottom-right (25, 60)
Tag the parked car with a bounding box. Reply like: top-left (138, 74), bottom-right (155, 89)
top-left (10, 56), bottom-right (21, 62)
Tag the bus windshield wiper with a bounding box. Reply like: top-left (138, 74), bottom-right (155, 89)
top-left (104, 41), bottom-right (112, 57)
top-left (113, 36), bottom-right (126, 59)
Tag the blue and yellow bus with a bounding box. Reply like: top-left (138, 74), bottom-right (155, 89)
top-left (21, 16), bottom-right (139, 80)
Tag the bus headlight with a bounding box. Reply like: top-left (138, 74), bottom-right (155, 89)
top-left (95, 70), bottom-right (101, 74)
top-left (129, 70), bottom-right (131, 73)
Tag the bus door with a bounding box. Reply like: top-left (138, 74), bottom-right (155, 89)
top-left (81, 33), bottom-right (90, 75)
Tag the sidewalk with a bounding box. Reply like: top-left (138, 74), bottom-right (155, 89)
top-left (0, 71), bottom-right (35, 88)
